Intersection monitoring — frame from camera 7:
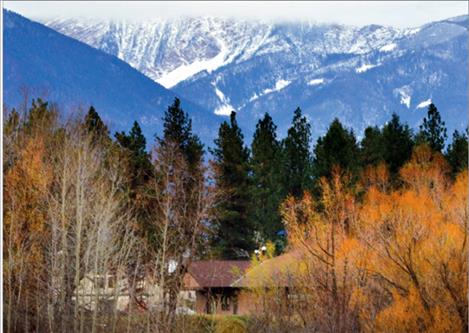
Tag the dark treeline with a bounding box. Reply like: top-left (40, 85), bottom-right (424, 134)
top-left (211, 102), bottom-right (467, 258)
top-left (21, 98), bottom-right (469, 259)
top-left (6, 98), bottom-right (467, 263)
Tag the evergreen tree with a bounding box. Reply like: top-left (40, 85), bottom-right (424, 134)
top-left (4, 108), bottom-right (20, 136)
top-left (313, 118), bottom-right (360, 180)
top-left (360, 126), bottom-right (385, 166)
top-left (249, 113), bottom-right (285, 246)
top-left (115, 121), bottom-right (153, 187)
top-left (115, 121), bottom-right (153, 239)
top-left (158, 97), bottom-right (204, 170)
top-left (84, 106), bottom-right (111, 146)
top-left (446, 129), bottom-right (468, 175)
top-left (24, 98), bottom-right (58, 136)
top-left (211, 111), bottom-right (255, 259)
top-left (155, 97), bottom-right (206, 256)
top-left (418, 103), bottom-right (447, 152)
top-left (381, 113), bottom-right (414, 175)
top-left (282, 107), bottom-right (312, 197)
top-left (3, 108), bottom-right (21, 172)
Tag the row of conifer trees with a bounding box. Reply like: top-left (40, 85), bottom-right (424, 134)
top-left (5, 98), bottom-right (467, 260)
top-left (37, 99), bottom-right (468, 258)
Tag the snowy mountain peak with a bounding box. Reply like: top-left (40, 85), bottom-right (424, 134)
top-left (12, 12), bottom-right (467, 144)
top-left (43, 17), bottom-right (411, 88)
top-left (44, 16), bottom-right (276, 87)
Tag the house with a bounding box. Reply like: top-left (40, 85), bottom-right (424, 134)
top-left (182, 252), bottom-right (306, 315)
top-left (183, 260), bottom-right (253, 315)
top-left (73, 254), bottom-right (302, 316)
top-left (73, 272), bottom-right (196, 312)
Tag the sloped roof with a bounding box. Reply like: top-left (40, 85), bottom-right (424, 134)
top-left (233, 250), bottom-right (305, 288)
top-left (185, 260), bottom-right (251, 289)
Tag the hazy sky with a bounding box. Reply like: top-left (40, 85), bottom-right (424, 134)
top-left (4, 1), bottom-right (468, 27)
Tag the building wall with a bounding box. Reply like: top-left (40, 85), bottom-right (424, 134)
top-left (194, 289), bottom-right (259, 315)
top-left (237, 290), bottom-right (258, 314)
top-left (74, 273), bottom-right (195, 312)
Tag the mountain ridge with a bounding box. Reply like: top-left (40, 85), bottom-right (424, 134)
top-left (3, 9), bottom-right (219, 144)
top-left (5, 10), bottom-right (468, 145)
top-left (43, 16), bottom-right (412, 88)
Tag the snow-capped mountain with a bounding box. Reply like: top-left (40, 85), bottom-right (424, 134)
top-left (43, 15), bottom-right (468, 141)
top-left (3, 10), bottom-right (218, 144)
top-left (44, 17), bottom-right (407, 89)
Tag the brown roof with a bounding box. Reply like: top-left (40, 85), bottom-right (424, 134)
top-left (185, 260), bottom-right (251, 289)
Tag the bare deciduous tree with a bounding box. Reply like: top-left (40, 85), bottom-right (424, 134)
top-left (144, 140), bottom-right (215, 333)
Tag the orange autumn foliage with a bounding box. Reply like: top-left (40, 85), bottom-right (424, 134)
top-left (274, 147), bottom-right (467, 332)
top-left (4, 136), bottom-right (53, 328)
top-left (4, 136), bottom-right (52, 261)
top-left (280, 169), bottom-right (369, 332)
top-left (359, 147), bottom-right (467, 332)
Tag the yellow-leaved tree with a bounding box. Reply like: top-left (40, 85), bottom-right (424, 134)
top-left (359, 145), bottom-right (467, 332)
top-left (278, 168), bottom-right (371, 332)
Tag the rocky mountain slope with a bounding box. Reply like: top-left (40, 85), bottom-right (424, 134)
top-left (4, 10), bottom-right (218, 144)
top-left (12, 13), bottom-right (469, 142)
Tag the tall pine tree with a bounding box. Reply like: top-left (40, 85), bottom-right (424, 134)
top-left (249, 113), bottom-right (285, 245)
top-left (211, 111), bottom-right (255, 259)
top-left (154, 97), bottom-right (206, 255)
top-left (157, 97), bottom-right (204, 171)
top-left (84, 106), bottom-right (111, 146)
top-left (115, 121), bottom-right (153, 238)
top-left (282, 107), bottom-right (312, 198)
top-left (115, 121), bottom-right (153, 187)
top-left (382, 113), bottom-right (414, 175)
top-left (313, 118), bottom-right (360, 180)
top-left (360, 126), bottom-right (385, 166)
top-left (446, 129), bottom-right (468, 175)
top-left (418, 103), bottom-right (447, 152)
top-left (114, 121), bottom-right (154, 304)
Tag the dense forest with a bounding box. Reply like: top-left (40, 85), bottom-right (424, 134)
top-left (3, 97), bottom-right (468, 332)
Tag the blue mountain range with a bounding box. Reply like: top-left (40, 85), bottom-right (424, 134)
top-left (3, 10), bottom-right (219, 145)
top-left (4, 10), bottom-right (468, 146)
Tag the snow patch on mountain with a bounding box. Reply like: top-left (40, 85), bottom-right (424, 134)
top-left (157, 38), bottom-right (231, 88)
top-left (158, 53), bottom-right (225, 88)
top-left (214, 103), bottom-right (234, 116)
top-left (356, 63), bottom-right (378, 73)
top-left (249, 93), bottom-right (260, 102)
top-left (400, 94), bottom-right (411, 108)
top-left (212, 82), bottom-right (234, 116)
top-left (307, 78), bottom-right (325, 86)
top-left (248, 79), bottom-right (291, 102)
top-left (395, 87), bottom-right (412, 108)
top-left (263, 79), bottom-right (291, 94)
top-left (379, 43), bottom-right (397, 52)
top-left (416, 99), bottom-right (432, 109)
